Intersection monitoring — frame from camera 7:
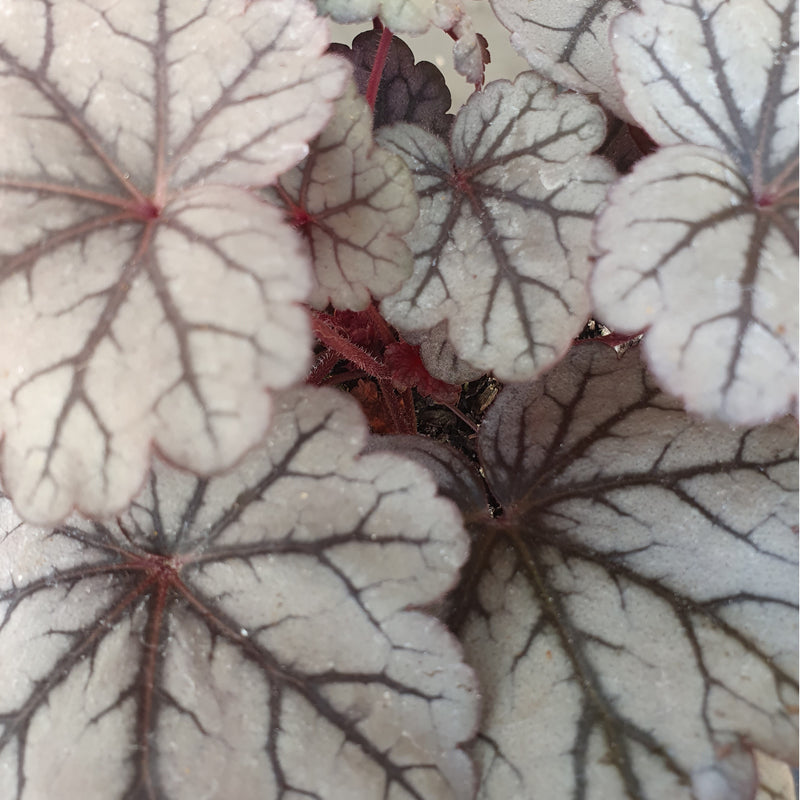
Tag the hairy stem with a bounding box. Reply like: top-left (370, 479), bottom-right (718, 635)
top-left (365, 26), bottom-right (393, 112)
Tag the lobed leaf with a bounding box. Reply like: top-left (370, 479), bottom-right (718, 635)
top-left (386, 344), bottom-right (799, 799)
top-left (593, 0), bottom-right (798, 424)
top-left (612, 0), bottom-right (798, 173)
top-left (0, 0), bottom-right (350, 523)
top-left (330, 30), bottom-right (454, 137)
top-left (378, 72), bottom-right (616, 382)
top-left (0, 386), bottom-right (479, 800)
top-left (270, 81), bottom-right (419, 310)
top-left (593, 145), bottom-right (798, 424)
top-left (490, 0), bottom-right (638, 119)
top-left (315, 0), bottom-right (487, 82)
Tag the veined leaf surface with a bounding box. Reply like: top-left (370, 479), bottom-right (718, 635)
top-left (0, 0), bottom-right (350, 523)
top-left (0, 386), bottom-right (478, 800)
top-left (271, 81), bottom-right (418, 310)
top-left (490, 0), bottom-right (638, 119)
top-left (592, 0), bottom-right (798, 423)
top-left (378, 73), bottom-right (616, 382)
top-left (376, 344), bottom-right (799, 799)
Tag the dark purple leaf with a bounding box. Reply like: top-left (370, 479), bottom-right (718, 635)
top-left (331, 30), bottom-right (454, 137)
top-left (317, 0), bottom-right (486, 83)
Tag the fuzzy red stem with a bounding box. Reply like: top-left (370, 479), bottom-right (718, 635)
top-left (365, 26), bottom-right (393, 112)
top-left (311, 312), bottom-right (392, 380)
top-left (307, 348), bottom-right (341, 385)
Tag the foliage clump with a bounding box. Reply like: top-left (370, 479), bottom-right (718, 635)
top-left (0, 1), bottom-right (796, 798)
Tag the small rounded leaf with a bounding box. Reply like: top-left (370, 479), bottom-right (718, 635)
top-left (378, 73), bottom-right (616, 382)
top-left (593, 145), bottom-right (798, 424)
top-left (270, 82), bottom-right (419, 310)
top-left (594, 0), bottom-right (798, 423)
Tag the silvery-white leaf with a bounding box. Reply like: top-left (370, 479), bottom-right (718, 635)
top-left (0, 386), bottom-right (479, 799)
top-left (378, 72), bottom-right (616, 382)
top-left (415, 344), bottom-right (798, 798)
top-left (0, 0), bottom-right (351, 523)
top-left (593, 0), bottom-right (798, 424)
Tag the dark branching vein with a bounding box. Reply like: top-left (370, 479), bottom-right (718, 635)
top-left (0, 211), bottom-right (136, 289)
top-left (453, 90), bottom-right (505, 167)
top-left (469, 118), bottom-right (600, 174)
top-left (474, 732), bottom-right (524, 789)
top-left (558, 0), bottom-right (637, 63)
top-left (173, 479), bottom-right (209, 549)
top-left (638, 30), bottom-right (738, 158)
top-left (177, 586), bottom-right (434, 800)
top-left (0, 575), bottom-right (152, 798)
top-left (688, 0), bottom-right (754, 165)
top-left (498, 387), bottom-right (658, 503)
top-left (619, 201), bottom-right (750, 303)
top-left (523, 452), bottom-right (795, 523)
top-left (0, 32), bottom-right (151, 204)
top-left (193, 414), bottom-right (332, 547)
top-left (409, 191), bottom-right (462, 305)
top-left (684, 215), bottom-right (785, 395)
top-left (8, 235), bottom-right (154, 493)
top-left (544, 536), bottom-right (798, 694)
top-left (508, 532), bottom-right (686, 797)
top-left (185, 527), bottom-right (435, 571)
top-left (467, 190), bottom-right (571, 361)
top-left (153, 1), bottom-right (171, 192)
top-left (164, 214), bottom-right (270, 302)
top-left (144, 245), bottom-right (236, 449)
top-left (164, 10), bottom-right (300, 185)
top-left (753, 0), bottom-right (798, 191)
top-left (446, 522), bottom-right (503, 633)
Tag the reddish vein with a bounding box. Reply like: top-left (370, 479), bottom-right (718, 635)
top-left (365, 26), bottom-right (393, 112)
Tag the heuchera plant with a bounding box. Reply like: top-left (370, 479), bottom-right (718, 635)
top-left (0, 1), bottom-right (796, 799)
